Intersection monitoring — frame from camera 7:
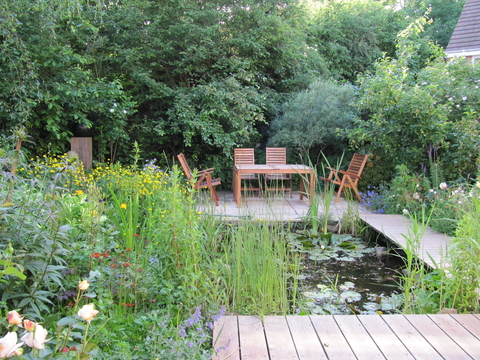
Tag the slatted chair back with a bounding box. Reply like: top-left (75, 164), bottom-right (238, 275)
top-left (233, 148), bottom-right (261, 195)
top-left (177, 153), bottom-right (194, 180)
top-left (234, 148), bottom-right (255, 165)
top-left (321, 153), bottom-right (368, 203)
top-left (266, 147), bottom-right (288, 166)
top-left (177, 153), bottom-right (221, 206)
top-left (346, 153), bottom-right (368, 179)
top-left (265, 147), bottom-right (292, 197)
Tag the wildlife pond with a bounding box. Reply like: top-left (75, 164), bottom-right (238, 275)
top-left (288, 231), bottom-right (404, 315)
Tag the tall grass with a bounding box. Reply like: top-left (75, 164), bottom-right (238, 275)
top-left (444, 197), bottom-right (480, 312)
top-left (398, 194), bottom-right (480, 314)
top-left (221, 220), bottom-right (300, 316)
top-left (397, 209), bottom-right (433, 314)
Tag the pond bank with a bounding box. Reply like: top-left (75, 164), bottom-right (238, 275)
top-left (199, 191), bottom-right (451, 271)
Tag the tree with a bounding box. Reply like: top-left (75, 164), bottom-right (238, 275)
top-left (269, 78), bottom-right (357, 160)
top-left (0, 0), bottom-right (135, 157)
top-left (403, 0), bottom-right (466, 48)
top-left (349, 16), bottom-right (480, 179)
top-left (304, 0), bottom-right (403, 82)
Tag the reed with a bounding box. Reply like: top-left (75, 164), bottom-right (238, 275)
top-left (444, 197), bottom-right (480, 312)
top-left (221, 220), bottom-right (300, 316)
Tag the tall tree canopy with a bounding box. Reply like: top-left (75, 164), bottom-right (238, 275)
top-left (0, 0), bottom-right (467, 175)
top-left (304, 0), bottom-right (404, 82)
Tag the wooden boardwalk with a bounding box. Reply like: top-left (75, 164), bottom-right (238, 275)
top-left (358, 213), bottom-right (451, 269)
top-left (212, 314), bottom-right (480, 359)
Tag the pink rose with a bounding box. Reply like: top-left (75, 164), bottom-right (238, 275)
top-left (78, 280), bottom-right (90, 291)
top-left (7, 311), bottom-right (22, 326)
top-left (20, 324), bottom-right (48, 350)
top-left (23, 319), bottom-right (36, 331)
top-left (77, 304), bottom-right (99, 324)
top-left (0, 332), bottom-right (23, 358)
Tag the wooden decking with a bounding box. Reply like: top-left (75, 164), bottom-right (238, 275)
top-left (359, 213), bottom-right (450, 269)
top-left (213, 314), bottom-right (480, 359)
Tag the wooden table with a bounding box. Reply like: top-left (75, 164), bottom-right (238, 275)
top-left (232, 164), bottom-right (316, 207)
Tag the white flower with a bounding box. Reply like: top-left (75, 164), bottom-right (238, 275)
top-left (77, 304), bottom-right (99, 324)
top-left (413, 192), bottom-right (420, 200)
top-left (462, 96), bottom-right (468, 101)
top-left (0, 332), bottom-right (23, 358)
top-left (20, 324), bottom-right (48, 350)
top-left (110, 108), bottom-right (114, 112)
top-left (402, 209), bottom-right (410, 216)
top-left (439, 182), bottom-right (448, 190)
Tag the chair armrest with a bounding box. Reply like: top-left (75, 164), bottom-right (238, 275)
top-left (194, 168), bottom-right (215, 177)
top-left (338, 170), bottom-right (360, 179)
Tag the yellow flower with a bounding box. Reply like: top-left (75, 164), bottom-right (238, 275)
top-left (78, 280), bottom-right (90, 291)
top-left (120, 203), bottom-right (127, 209)
top-left (476, 182), bottom-right (480, 189)
top-left (76, 190), bottom-right (84, 195)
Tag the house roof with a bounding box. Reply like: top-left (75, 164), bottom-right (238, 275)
top-left (446, 0), bottom-right (480, 56)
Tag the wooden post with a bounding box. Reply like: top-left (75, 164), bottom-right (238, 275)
top-left (71, 137), bottom-right (92, 170)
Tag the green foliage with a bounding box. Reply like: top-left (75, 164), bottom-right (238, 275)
top-left (357, 152), bottom-right (395, 192)
top-left (0, 171), bottom-right (70, 319)
top-left (0, 0), bottom-right (136, 158)
top-left (167, 77), bottom-right (266, 159)
top-left (403, 0), bottom-right (466, 48)
top-left (305, 0), bottom-right (403, 82)
top-left (350, 16), bottom-right (480, 179)
top-left (269, 79), bottom-right (357, 159)
top-left (445, 196), bottom-right (480, 313)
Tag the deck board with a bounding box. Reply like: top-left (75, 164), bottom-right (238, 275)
top-left (285, 315), bottom-right (327, 359)
top-left (428, 314), bottom-right (480, 359)
top-left (405, 315), bottom-right (472, 360)
top-left (238, 316), bottom-right (269, 359)
top-left (333, 315), bottom-right (384, 360)
top-left (380, 314), bottom-right (443, 360)
top-left (310, 315), bottom-right (356, 359)
top-left (212, 315), bottom-right (240, 360)
top-left (214, 315), bottom-right (480, 360)
top-left (449, 313), bottom-right (480, 339)
top-left (358, 213), bottom-right (450, 269)
top-left (263, 316), bottom-right (298, 359)
top-left (357, 315), bottom-right (414, 359)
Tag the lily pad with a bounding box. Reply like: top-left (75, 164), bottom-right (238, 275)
top-left (340, 290), bottom-right (362, 302)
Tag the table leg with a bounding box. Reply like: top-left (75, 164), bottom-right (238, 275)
top-left (234, 168), bottom-right (242, 207)
top-left (299, 176), bottom-right (305, 200)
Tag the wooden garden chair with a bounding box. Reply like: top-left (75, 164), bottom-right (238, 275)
top-left (322, 153), bottom-right (368, 203)
top-left (177, 153), bottom-right (221, 206)
top-left (234, 148), bottom-right (261, 196)
top-left (265, 147), bottom-right (292, 197)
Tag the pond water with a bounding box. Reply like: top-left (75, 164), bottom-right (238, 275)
top-left (289, 233), bottom-right (404, 315)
